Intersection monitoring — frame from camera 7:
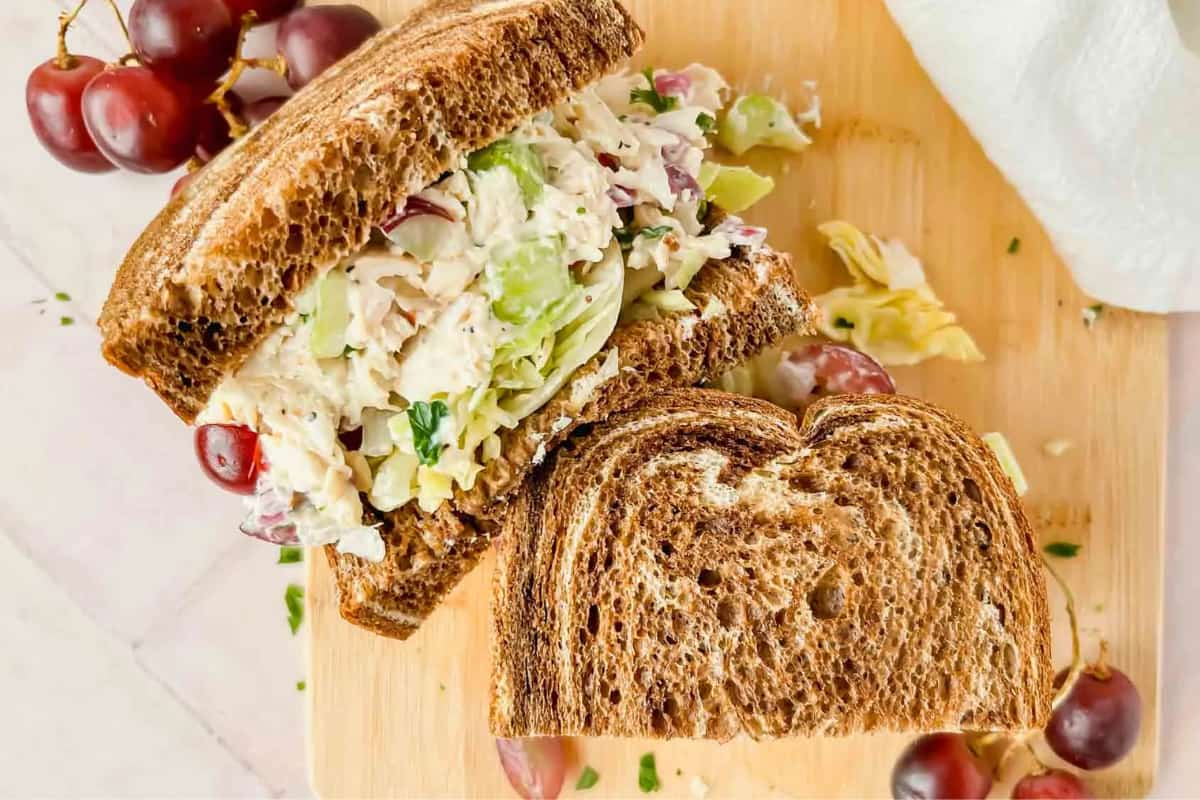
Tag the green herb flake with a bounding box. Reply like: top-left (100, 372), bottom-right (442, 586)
top-left (576, 766), bottom-right (600, 790)
top-left (60, 316), bottom-right (75, 326)
top-left (614, 226), bottom-right (636, 248)
top-left (1043, 541), bottom-right (1082, 559)
top-left (54, 291), bottom-right (71, 302)
top-left (638, 753), bottom-right (661, 793)
top-left (833, 316), bottom-right (855, 330)
top-left (342, 345), bottom-right (361, 357)
top-left (630, 68), bottom-right (679, 114)
top-left (285, 583), bottom-right (305, 634)
top-left (696, 112), bottom-right (716, 134)
top-left (1006, 237), bottom-right (1020, 254)
top-left (296, 680), bottom-right (306, 691)
top-left (576, 206), bottom-right (587, 215)
top-left (1082, 303), bottom-right (1104, 329)
top-left (639, 225), bottom-right (674, 241)
top-left (278, 546), bottom-right (303, 565)
top-left (408, 400), bottom-right (450, 466)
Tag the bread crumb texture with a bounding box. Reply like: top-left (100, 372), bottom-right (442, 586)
top-left (491, 390), bottom-right (1053, 739)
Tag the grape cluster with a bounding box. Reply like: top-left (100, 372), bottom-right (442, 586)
top-left (26, 0), bottom-right (381, 180)
top-left (890, 641), bottom-right (1141, 799)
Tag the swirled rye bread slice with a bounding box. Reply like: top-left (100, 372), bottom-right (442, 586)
top-left (491, 389), bottom-right (1054, 738)
top-left (97, 0), bottom-right (817, 639)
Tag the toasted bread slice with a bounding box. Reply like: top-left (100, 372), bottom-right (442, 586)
top-left (98, 0), bottom-right (643, 422)
top-left (328, 247), bottom-right (817, 638)
top-left (491, 389), bottom-right (1054, 739)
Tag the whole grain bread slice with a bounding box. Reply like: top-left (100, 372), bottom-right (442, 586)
top-left (98, 0), bottom-right (644, 422)
top-left (328, 246), bottom-right (817, 638)
top-left (491, 389), bottom-right (1054, 739)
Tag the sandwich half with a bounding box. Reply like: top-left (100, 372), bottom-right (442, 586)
top-left (491, 389), bottom-right (1054, 738)
top-left (98, 0), bottom-right (816, 638)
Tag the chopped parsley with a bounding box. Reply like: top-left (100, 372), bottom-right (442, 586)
top-left (296, 680), bottom-right (306, 691)
top-left (54, 291), bottom-right (71, 301)
top-left (408, 400), bottom-right (450, 466)
top-left (615, 225), bottom-right (672, 248)
top-left (1043, 541), bottom-right (1082, 559)
top-left (60, 316), bottom-right (74, 326)
top-left (833, 316), bottom-right (855, 330)
top-left (1082, 303), bottom-right (1104, 329)
top-left (696, 112), bottom-right (716, 134)
top-left (639, 225), bottom-right (673, 240)
top-left (576, 766), bottom-right (600, 790)
top-left (1006, 237), bottom-right (1021, 254)
top-left (285, 583), bottom-right (305, 634)
top-left (576, 206), bottom-right (587, 215)
top-left (278, 546), bottom-right (303, 564)
top-left (630, 68), bottom-right (678, 113)
top-left (342, 345), bottom-right (361, 357)
top-left (638, 753), bottom-right (661, 793)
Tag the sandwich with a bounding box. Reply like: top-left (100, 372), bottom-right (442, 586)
top-left (98, 0), bottom-right (817, 639)
top-left (491, 389), bottom-right (1053, 738)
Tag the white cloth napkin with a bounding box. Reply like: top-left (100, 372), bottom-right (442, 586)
top-left (885, 0), bottom-right (1200, 313)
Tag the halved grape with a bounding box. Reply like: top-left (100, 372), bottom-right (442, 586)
top-left (717, 93), bottom-right (812, 155)
top-left (486, 236), bottom-right (572, 325)
top-left (698, 163), bottom-right (774, 213)
top-left (468, 138), bottom-right (546, 207)
top-left (1012, 769), bottom-right (1094, 799)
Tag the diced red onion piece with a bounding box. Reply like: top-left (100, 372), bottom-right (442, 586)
top-left (665, 163), bottom-right (702, 201)
top-left (607, 185), bottom-right (636, 208)
top-left (381, 195), bottom-right (454, 233)
top-left (654, 71), bottom-right (692, 100)
top-left (597, 152), bottom-right (621, 171)
top-left (712, 215), bottom-right (768, 248)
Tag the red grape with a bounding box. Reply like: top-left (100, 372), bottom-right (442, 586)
top-left (195, 424), bottom-right (261, 494)
top-left (242, 95), bottom-right (289, 127)
top-left (495, 737), bottom-right (566, 800)
top-left (194, 94), bottom-right (242, 163)
top-left (891, 733), bottom-right (992, 800)
top-left (82, 66), bottom-right (200, 173)
top-left (276, 5), bottom-right (382, 90)
top-left (1045, 664), bottom-right (1141, 770)
top-left (26, 56), bottom-right (115, 173)
top-left (130, 0), bottom-right (239, 84)
top-left (223, 0), bottom-right (301, 24)
top-left (1012, 769), bottom-right (1094, 799)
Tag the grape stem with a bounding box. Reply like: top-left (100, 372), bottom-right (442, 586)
top-left (101, 0), bottom-right (134, 56)
top-left (54, 0), bottom-right (89, 70)
top-left (1041, 555), bottom-right (1083, 709)
top-left (207, 12), bottom-right (289, 140)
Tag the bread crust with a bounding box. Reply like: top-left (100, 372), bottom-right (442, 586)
top-left (328, 246), bottom-right (817, 639)
top-left (99, 0), bottom-right (644, 422)
top-left (491, 389), bottom-right (1055, 739)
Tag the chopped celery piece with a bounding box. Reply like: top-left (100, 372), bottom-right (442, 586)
top-left (309, 270), bottom-right (351, 359)
top-left (486, 236), bottom-right (575, 325)
top-left (468, 138), bottom-right (546, 207)
top-left (640, 289), bottom-right (695, 313)
top-left (698, 163), bottom-right (774, 214)
top-left (369, 451), bottom-right (419, 512)
top-left (717, 94), bottom-right (811, 155)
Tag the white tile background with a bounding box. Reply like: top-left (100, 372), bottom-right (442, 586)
top-left (0, 1), bottom-right (1197, 798)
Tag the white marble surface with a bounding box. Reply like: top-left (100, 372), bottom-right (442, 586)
top-left (0, 2), bottom-right (1197, 798)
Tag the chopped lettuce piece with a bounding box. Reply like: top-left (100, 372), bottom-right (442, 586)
top-left (309, 270), bottom-right (351, 359)
top-left (697, 163), bottom-right (774, 214)
top-left (982, 432), bottom-right (1028, 497)
top-left (487, 236), bottom-right (575, 325)
top-left (717, 93), bottom-right (812, 155)
top-left (468, 138), bottom-right (546, 207)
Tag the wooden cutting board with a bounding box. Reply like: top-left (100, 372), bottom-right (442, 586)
top-left (307, 1), bottom-right (1166, 796)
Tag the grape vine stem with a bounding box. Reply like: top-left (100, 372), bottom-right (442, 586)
top-left (101, 0), bottom-right (134, 56)
top-left (207, 12), bottom-right (289, 140)
top-left (55, 0), bottom-right (89, 70)
top-left (1041, 555), bottom-right (1083, 709)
